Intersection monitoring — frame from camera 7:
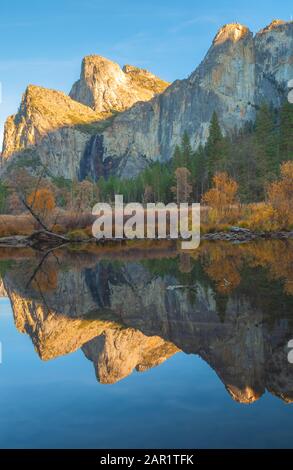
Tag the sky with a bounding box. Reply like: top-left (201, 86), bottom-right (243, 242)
top-left (0, 0), bottom-right (292, 146)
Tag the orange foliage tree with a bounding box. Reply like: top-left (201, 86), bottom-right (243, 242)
top-left (267, 161), bottom-right (293, 228)
top-left (202, 172), bottom-right (238, 222)
top-left (27, 188), bottom-right (56, 219)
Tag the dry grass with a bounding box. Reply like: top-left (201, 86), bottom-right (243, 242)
top-left (0, 214), bottom-right (37, 237)
top-left (0, 201), bottom-right (291, 240)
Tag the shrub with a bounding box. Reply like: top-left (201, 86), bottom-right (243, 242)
top-left (267, 161), bottom-right (293, 228)
top-left (66, 229), bottom-right (89, 241)
top-left (245, 203), bottom-right (279, 232)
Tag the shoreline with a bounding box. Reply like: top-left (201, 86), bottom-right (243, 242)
top-left (0, 228), bottom-right (292, 249)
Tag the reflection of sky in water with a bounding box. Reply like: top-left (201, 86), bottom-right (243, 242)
top-left (0, 298), bottom-right (293, 449)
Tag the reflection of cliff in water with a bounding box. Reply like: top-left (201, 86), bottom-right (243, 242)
top-left (2, 240), bottom-right (293, 404)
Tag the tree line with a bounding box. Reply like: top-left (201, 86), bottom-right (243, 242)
top-left (93, 100), bottom-right (293, 204)
top-left (0, 100), bottom-right (292, 215)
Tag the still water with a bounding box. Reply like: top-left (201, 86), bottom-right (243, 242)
top-left (0, 239), bottom-right (292, 448)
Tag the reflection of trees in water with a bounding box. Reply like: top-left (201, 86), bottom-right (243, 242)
top-left (2, 239), bottom-right (293, 403)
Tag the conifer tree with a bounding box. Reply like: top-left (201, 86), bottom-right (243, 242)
top-left (254, 103), bottom-right (279, 182)
top-left (181, 131), bottom-right (193, 168)
top-left (205, 112), bottom-right (227, 183)
top-left (279, 101), bottom-right (293, 162)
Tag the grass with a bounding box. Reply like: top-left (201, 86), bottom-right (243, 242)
top-left (0, 202), bottom-right (291, 241)
top-left (0, 214), bottom-right (37, 237)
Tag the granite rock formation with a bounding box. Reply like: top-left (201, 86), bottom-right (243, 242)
top-left (1, 20), bottom-right (292, 179)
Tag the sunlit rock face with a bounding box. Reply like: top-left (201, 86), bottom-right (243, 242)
top-left (1, 58), bottom-right (168, 179)
top-left (7, 290), bottom-right (120, 360)
top-left (82, 329), bottom-right (179, 384)
top-left (0, 279), bottom-right (7, 297)
top-left (1, 85), bottom-right (103, 179)
top-left (1, 85), bottom-right (102, 156)
top-left (69, 55), bottom-right (169, 113)
top-left (3, 242), bottom-right (293, 403)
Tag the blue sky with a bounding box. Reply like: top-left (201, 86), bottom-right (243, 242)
top-left (0, 0), bottom-right (292, 145)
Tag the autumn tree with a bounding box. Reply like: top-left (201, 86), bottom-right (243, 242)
top-left (172, 167), bottom-right (193, 203)
top-left (202, 172), bottom-right (238, 222)
top-left (7, 192), bottom-right (23, 215)
top-left (267, 161), bottom-right (293, 227)
top-left (143, 184), bottom-right (154, 203)
top-left (27, 188), bottom-right (56, 220)
top-left (73, 180), bottom-right (98, 212)
top-left (6, 168), bottom-right (36, 199)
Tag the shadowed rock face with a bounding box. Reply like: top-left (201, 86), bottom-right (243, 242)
top-left (3, 240), bottom-right (293, 403)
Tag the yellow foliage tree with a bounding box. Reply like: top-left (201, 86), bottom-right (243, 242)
top-left (245, 202), bottom-right (279, 232)
top-left (267, 161), bottom-right (293, 228)
top-left (202, 172), bottom-right (238, 223)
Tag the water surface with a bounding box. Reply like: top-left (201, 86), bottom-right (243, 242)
top-left (0, 240), bottom-right (293, 448)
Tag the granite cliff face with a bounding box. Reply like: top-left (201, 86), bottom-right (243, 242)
top-left (1, 20), bottom-right (293, 179)
top-left (94, 20), bottom-right (293, 178)
top-left (1, 85), bottom-right (104, 178)
top-left (3, 242), bottom-right (293, 402)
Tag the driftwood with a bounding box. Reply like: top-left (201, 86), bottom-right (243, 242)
top-left (19, 197), bottom-right (82, 249)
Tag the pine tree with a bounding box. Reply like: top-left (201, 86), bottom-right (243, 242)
top-left (279, 101), bottom-right (293, 162)
top-left (172, 145), bottom-right (183, 170)
top-left (254, 103), bottom-right (279, 183)
top-left (181, 131), bottom-right (193, 168)
top-left (206, 112), bottom-right (227, 183)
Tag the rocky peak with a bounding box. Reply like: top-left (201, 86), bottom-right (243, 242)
top-left (2, 84), bottom-right (101, 159)
top-left (122, 64), bottom-right (167, 94)
top-left (212, 23), bottom-right (251, 46)
top-left (69, 54), bottom-right (169, 113)
top-left (258, 19), bottom-right (288, 34)
top-left (226, 385), bottom-right (263, 404)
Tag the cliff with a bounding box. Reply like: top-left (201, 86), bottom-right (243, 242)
top-left (94, 20), bottom-right (293, 178)
top-left (1, 20), bottom-right (293, 179)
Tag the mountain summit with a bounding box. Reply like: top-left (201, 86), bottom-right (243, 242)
top-left (69, 55), bottom-right (169, 113)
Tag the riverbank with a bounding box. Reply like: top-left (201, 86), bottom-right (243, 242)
top-left (0, 227), bottom-right (292, 249)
